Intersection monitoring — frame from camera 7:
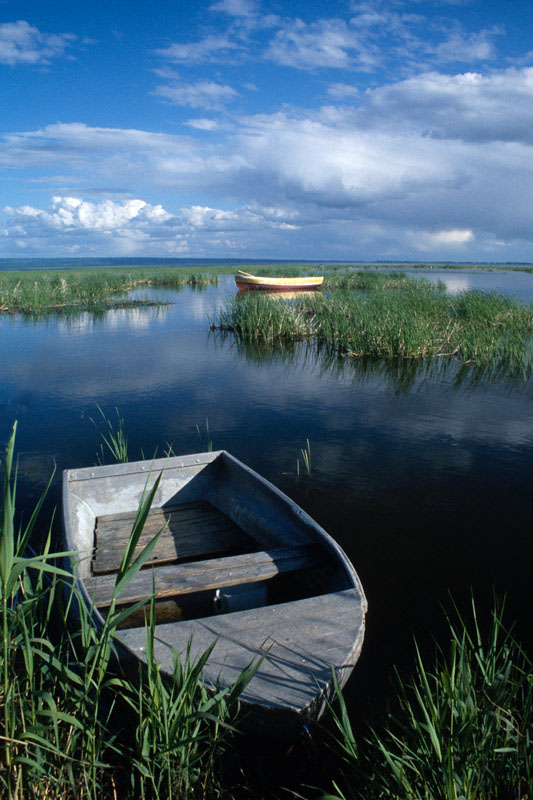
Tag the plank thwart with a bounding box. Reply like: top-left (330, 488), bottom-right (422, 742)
top-left (85, 544), bottom-right (323, 608)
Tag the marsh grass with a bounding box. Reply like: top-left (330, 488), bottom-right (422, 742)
top-left (0, 268), bottom-right (218, 316)
top-left (211, 272), bottom-right (533, 375)
top-left (319, 597), bottom-right (532, 800)
top-left (0, 424), bottom-right (254, 799)
top-left (296, 439), bottom-right (312, 479)
top-left (92, 406), bottom-right (129, 464)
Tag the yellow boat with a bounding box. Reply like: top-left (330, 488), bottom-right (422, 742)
top-left (235, 270), bottom-right (324, 292)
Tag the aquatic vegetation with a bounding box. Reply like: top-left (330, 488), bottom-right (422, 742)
top-left (0, 268), bottom-right (219, 316)
top-left (296, 439), bottom-right (312, 478)
top-left (0, 425), bottom-right (251, 799)
top-left (196, 417), bottom-right (213, 452)
top-left (318, 596), bottom-right (532, 800)
top-left (211, 272), bottom-right (533, 375)
top-left (92, 406), bottom-right (129, 465)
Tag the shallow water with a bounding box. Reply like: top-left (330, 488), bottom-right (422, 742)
top-left (1, 271), bottom-right (532, 716)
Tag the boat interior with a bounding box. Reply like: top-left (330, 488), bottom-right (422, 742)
top-left (65, 451), bottom-right (352, 631)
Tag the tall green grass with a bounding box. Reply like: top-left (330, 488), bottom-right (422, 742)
top-left (0, 424), bottom-right (253, 799)
top-left (211, 272), bottom-right (533, 375)
top-left (0, 268), bottom-right (218, 316)
top-left (319, 597), bottom-right (532, 800)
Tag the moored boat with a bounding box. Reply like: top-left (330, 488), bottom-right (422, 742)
top-left (235, 270), bottom-right (324, 292)
top-left (62, 451), bottom-right (366, 737)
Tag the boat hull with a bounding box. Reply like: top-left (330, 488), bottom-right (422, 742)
top-left (62, 451), bottom-right (366, 738)
top-left (235, 272), bottom-right (324, 291)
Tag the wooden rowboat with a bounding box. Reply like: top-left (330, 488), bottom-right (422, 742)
top-left (235, 270), bottom-right (324, 292)
top-left (62, 451), bottom-right (366, 737)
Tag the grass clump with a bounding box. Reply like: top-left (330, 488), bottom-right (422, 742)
top-left (320, 596), bottom-right (532, 800)
top-left (0, 424), bottom-right (251, 799)
top-left (0, 268), bottom-right (218, 316)
top-left (211, 271), bottom-right (533, 375)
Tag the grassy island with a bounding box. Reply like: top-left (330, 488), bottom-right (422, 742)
top-left (0, 268), bottom-right (219, 315)
top-left (212, 272), bottom-right (533, 375)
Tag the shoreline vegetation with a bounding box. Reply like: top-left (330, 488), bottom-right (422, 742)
top-left (211, 272), bottom-right (533, 376)
top-left (1, 423), bottom-right (531, 799)
top-left (0, 261), bottom-right (532, 316)
top-left (0, 268), bottom-right (219, 316)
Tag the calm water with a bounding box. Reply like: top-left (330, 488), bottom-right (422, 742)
top-left (1, 270), bottom-right (532, 715)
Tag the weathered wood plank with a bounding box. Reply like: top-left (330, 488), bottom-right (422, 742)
top-left (118, 589), bottom-right (366, 715)
top-left (92, 501), bottom-right (251, 574)
top-left (85, 544), bottom-right (323, 608)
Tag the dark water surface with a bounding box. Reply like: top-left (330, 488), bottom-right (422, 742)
top-left (1, 271), bottom-right (532, 717)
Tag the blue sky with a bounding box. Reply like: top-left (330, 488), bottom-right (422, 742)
top-left (1, 0), bottom-right (532, 260)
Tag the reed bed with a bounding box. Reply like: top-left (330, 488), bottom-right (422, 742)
top-left (211, 272), bottom-right (533, 374)
top-left (0, 424), bottom-right (253, 800)
top-left (319, 597), bottom-right (532, 800)
top-left (0, 423), bottom-right (531, 798)
top-left (0, 268), bottom-right (218, 315)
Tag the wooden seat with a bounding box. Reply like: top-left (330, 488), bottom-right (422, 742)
top-left (84, 544), bottom-right (323, 609)
top-left (92, 501), bottom-right (252, 575)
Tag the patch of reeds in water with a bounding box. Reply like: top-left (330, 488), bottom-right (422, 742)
top-left (0, 268), bottom-right (219, 316)
top-left (319, 596), bottom-right (532, 800)
top-left (211, 271), bottom-right (533, 376)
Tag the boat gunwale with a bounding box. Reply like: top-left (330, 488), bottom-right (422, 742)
top-left (61, 450), bottom-right (367, 733)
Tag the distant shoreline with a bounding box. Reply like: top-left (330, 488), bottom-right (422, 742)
top-left (0, 257), bottom-right (533, 273)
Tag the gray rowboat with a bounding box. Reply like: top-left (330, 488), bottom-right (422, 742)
top-left (62, 450), bottom-right (367, 737)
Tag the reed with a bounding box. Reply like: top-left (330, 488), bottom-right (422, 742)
top-left (211, 272), bottom-right (533, 375)
top-left (318, 596), bottom-right (532, 800)
top-left (0, 424), bottom-right (253, 799)
top-left (296, 439), bottom-right (312, 478)
top-left (92, 406), bottom-right (129, 464)
top-left (196, 418), bottom-right (213, 453)
top-left (0, 268), bottom-right (218, 316)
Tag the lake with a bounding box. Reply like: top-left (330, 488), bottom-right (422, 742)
top-left (1, 267), bottom-right (532, 718)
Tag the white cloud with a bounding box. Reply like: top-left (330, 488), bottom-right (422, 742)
top-left (210, 0), bottom-right (259, 17)
top-left (359, 67), bottom-right (533, 143)
top-left (428, 27), bottom-right (501, 64)
top-left (1, 196), bottom-right (301, 255)
top-left (328, 82), bottom-right (360, 99)
top-left (265, 18), bottom-right (379, 70)
top-left (422, 228), bottom-right (474, 247)
top-left (154, 79), bottom-right (239, 109)
top-left (0, 20), bottom-right (76, 65)
top-left (4, 196), bottom-right (171, 231)
top-left (2, 65), bottom-right (533, 257)
top-left (184, 118), bottom-right (220, 131)
top-left (155, 34), bottom-right (240, 64)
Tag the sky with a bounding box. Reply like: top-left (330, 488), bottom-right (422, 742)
top-left (0, 0), bottom-right (532, 261)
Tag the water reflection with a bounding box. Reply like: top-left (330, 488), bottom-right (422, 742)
top-left (1, 277), bottom-right (531, 724)
top-left (211, 330), bottom-right (533, 395)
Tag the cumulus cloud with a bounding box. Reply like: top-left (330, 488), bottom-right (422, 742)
top-left (358, 67), bottom-right (533, 143)
top-left (2, 65), bottom-right (533, 258)
top-left (0, 20), bottom-right (76, 65)
top-left (154, 79), bottom-right (239, 109)
top-left (1, 196), bottom-right (302, 255)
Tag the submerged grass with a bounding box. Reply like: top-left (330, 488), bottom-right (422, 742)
top-left (0, 268), bottom-right (218, 316)
top-left (211, 271), bottom-right (533, 375)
